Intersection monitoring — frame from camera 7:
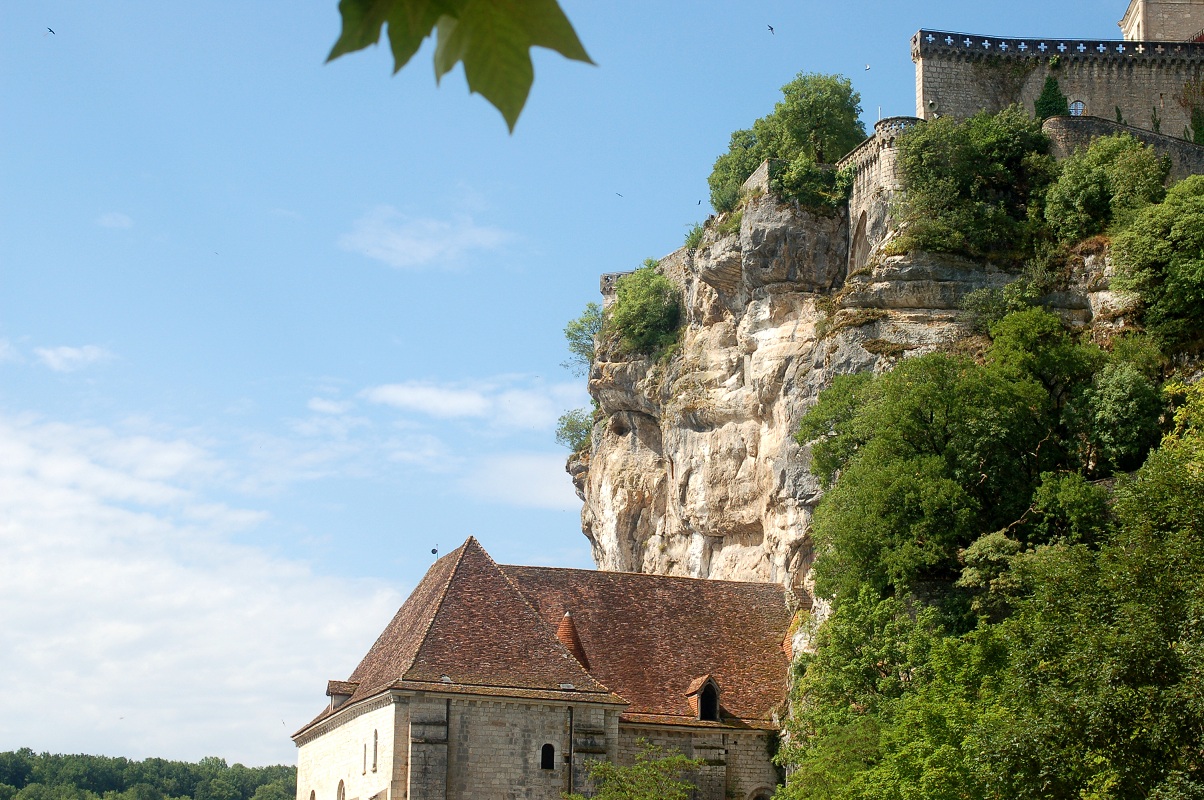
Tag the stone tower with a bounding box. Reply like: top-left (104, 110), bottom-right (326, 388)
top-left (1120, 0), bottom-right (1204, 41)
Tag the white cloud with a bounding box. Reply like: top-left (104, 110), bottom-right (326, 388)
top-left (0, 339), bottom-right (20, 363)
top-left (96, 211), bottom-right (133, 229)
top-left (338, 206), bottom-right (512, 268)
top-left (35, 344), bottom-right (114, 372)
top-left (308, 397), bottom-right (354, 415)
top-left (0, 413), bottom-right (402, 765)
top-left (361, 379), bottom-right (586, 431)
top-left (362, 382), bottom-right (492, 418)
top-left (460, 453), bottom-right (580, 510)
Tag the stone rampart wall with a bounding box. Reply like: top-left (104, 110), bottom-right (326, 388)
top-left (1043, 114), bottom-right (1204, 178)
top-left (914, 29), bottom-right (1204, 140)
top-left (617, 725), bottom-right (781, 800)
top-left (837, 118), bottom-right (921, 273)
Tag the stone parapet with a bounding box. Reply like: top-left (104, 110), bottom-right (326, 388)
top-left (1042, 114), bottom-right (1204, 179)
top-left (913, 28), bottom-right (1204, 139)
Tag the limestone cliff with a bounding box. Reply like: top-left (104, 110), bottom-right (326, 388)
top-left (570, 192), bottom-right (1129, 597)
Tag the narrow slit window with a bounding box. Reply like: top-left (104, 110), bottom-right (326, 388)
top-left (372, 730), bottom-right (378, 772)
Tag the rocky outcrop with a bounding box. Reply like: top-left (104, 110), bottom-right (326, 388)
top-left (572, 193), bottom-right (1130, 596)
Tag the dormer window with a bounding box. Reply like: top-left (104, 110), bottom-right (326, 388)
top-left (685, 675), bottom-right (722, 722)
top-left (700, 683), bottom-right (719, 721)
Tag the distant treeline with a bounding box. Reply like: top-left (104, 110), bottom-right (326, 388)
top-left (0, 751), bottom-right (294, 800)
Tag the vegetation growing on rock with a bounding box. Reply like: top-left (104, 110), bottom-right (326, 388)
top-left (783, 308), bottom-right (1203, 800)
top-left (606, 260), bottom-right (681, 357)
top-left (707, 73), bottom-right (865, 213)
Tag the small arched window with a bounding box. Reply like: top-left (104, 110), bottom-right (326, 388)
top-left (372, 730), bottom-right (378, 772)
top-left (540, 743), bottom-right (555, 770)
top-left (309, 792), bottom-right (315, 800)
top-left (700, 683), bottom-right (720, 722)
top-left (337, 781), bottom-right (345, 800)
top-left (362, 743), bottom-right (367, 774)
top-left (1070, 100), bottom-right (1086, 117)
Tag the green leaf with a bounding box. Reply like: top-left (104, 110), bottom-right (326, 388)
top-left (330, 0), bottom-right (593, 131)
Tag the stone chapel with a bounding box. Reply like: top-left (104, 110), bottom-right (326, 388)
top-left (292, 538), bottom-right (792, 800)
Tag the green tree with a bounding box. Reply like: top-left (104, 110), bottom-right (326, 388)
top-left (555, 407), bottom-right (593, 452)
top-left (707, 74), bottom-right (865, 212)
top-left (1111, 174), bottom-right (1204, 350)
top-left (607, 261), bottom-right (681, 356)
top-left (561, 302), bottom-right (602, 376)
top-left (564, 741), bottom-right (701, 800)
top-left (1044, 133), bottom-right (1168, 242)
top-left (1034, 75), bottom-right (1069, 120)
top-left (327, 0), bottom-right (593, 130)
top-left (892, 107), bottom-right (1056, 260)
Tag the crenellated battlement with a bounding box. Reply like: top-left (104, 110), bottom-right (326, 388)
top-left (913, 29), bottom-right (1204, 63)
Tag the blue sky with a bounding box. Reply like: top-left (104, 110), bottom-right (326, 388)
top-left (1, 0), bottom-right (1122, 767)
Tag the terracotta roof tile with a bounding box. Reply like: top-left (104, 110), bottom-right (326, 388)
top-left (301, 539), bottom-right (791, 737)
top-left (501, 564), bottom-right (791, 725)
top-left (344, 538), bottom-right (609, 704)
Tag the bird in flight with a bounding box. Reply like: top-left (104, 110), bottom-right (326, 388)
top-left (45, 27), bottom-right (55, 36)
top-left (767, 25), bottom-right (774, 34)
top-left (615, 192), bottom-right (623, 198)
top-left (865, 64), bottom-right (872, 70)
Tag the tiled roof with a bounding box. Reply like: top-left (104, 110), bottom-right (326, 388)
top-left (298, 538), bottom-right (791, 737)
top-left (337, 539), bottom-right (613, 705)
top-left (502, 563), bottom-right (791, 726)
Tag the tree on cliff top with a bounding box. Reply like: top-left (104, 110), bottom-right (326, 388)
top-left (891, 106), bottom-right (1055, 261)
top-left (708, 73), bottom-right (865, 212)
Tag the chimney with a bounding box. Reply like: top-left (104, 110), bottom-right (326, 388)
top-left (556, 612), bottom-right (590, 671)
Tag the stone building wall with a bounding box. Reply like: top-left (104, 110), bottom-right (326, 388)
top-left (1043, 113), bottom-right (1204, 178)
top-left (1122, 0), bottom-right (1204, 42)
top-left (836, 117), bottom-right (921, 275)
top-left (296, 698), bottom-right (400, 800)
top-left (617, 726), bottom-right (781, 800)
top-left (913, 29), bottom-right (1204, 141)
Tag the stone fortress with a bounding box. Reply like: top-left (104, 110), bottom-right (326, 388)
top-left (584, 0), bottom-right (1204, 601)
top-left (295, 3), bottom-right (1204, 800)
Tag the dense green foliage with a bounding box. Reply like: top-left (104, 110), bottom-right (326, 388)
top-left (683, 222), bottom-right (705, 250)
top-left (781, 310), bottom-right (1204, 800)
top-left (707, 74), bottom-right (865, 212)
top-left (891, 107), bottom-right (1056, 260)
top-left (555, 407), bottom-right (593, 452)
top-left (1034, 76), bottom-right (1069, 120)
top-left (328, 0), bottom-right (593, 130)
top-left (1044, 134), bottom-right (1168, 242)
top-left (1112, 175), bottom-right (1204, 350)
top-left (0, 751), bottom-right (293, 800)
top-left (607, 261), bottom-right (681, 356)
top-left (564, 741), bottom-right (701, 800)
top-left (561, 302), bottom-right (602, 376)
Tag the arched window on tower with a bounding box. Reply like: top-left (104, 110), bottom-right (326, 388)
top-left (337, 781), bottom-right (345, 800)
top-left (540, 743), bottom-right (556, 770)
top-left (1070, 100), bottom-right (1086, 117)
top-left (372, 729), bottom-right (378, 772)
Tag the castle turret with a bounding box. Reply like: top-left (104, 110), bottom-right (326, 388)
top-left (1121, 0), bottom-right (1204, 42)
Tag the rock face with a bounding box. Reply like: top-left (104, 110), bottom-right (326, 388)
top-left (572, 193), bottom-right (1127, 596)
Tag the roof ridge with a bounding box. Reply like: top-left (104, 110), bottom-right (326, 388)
top-left (396, 537), bottom-right (475, 680)
top-left (503, 563), bottom-right (787, 589)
